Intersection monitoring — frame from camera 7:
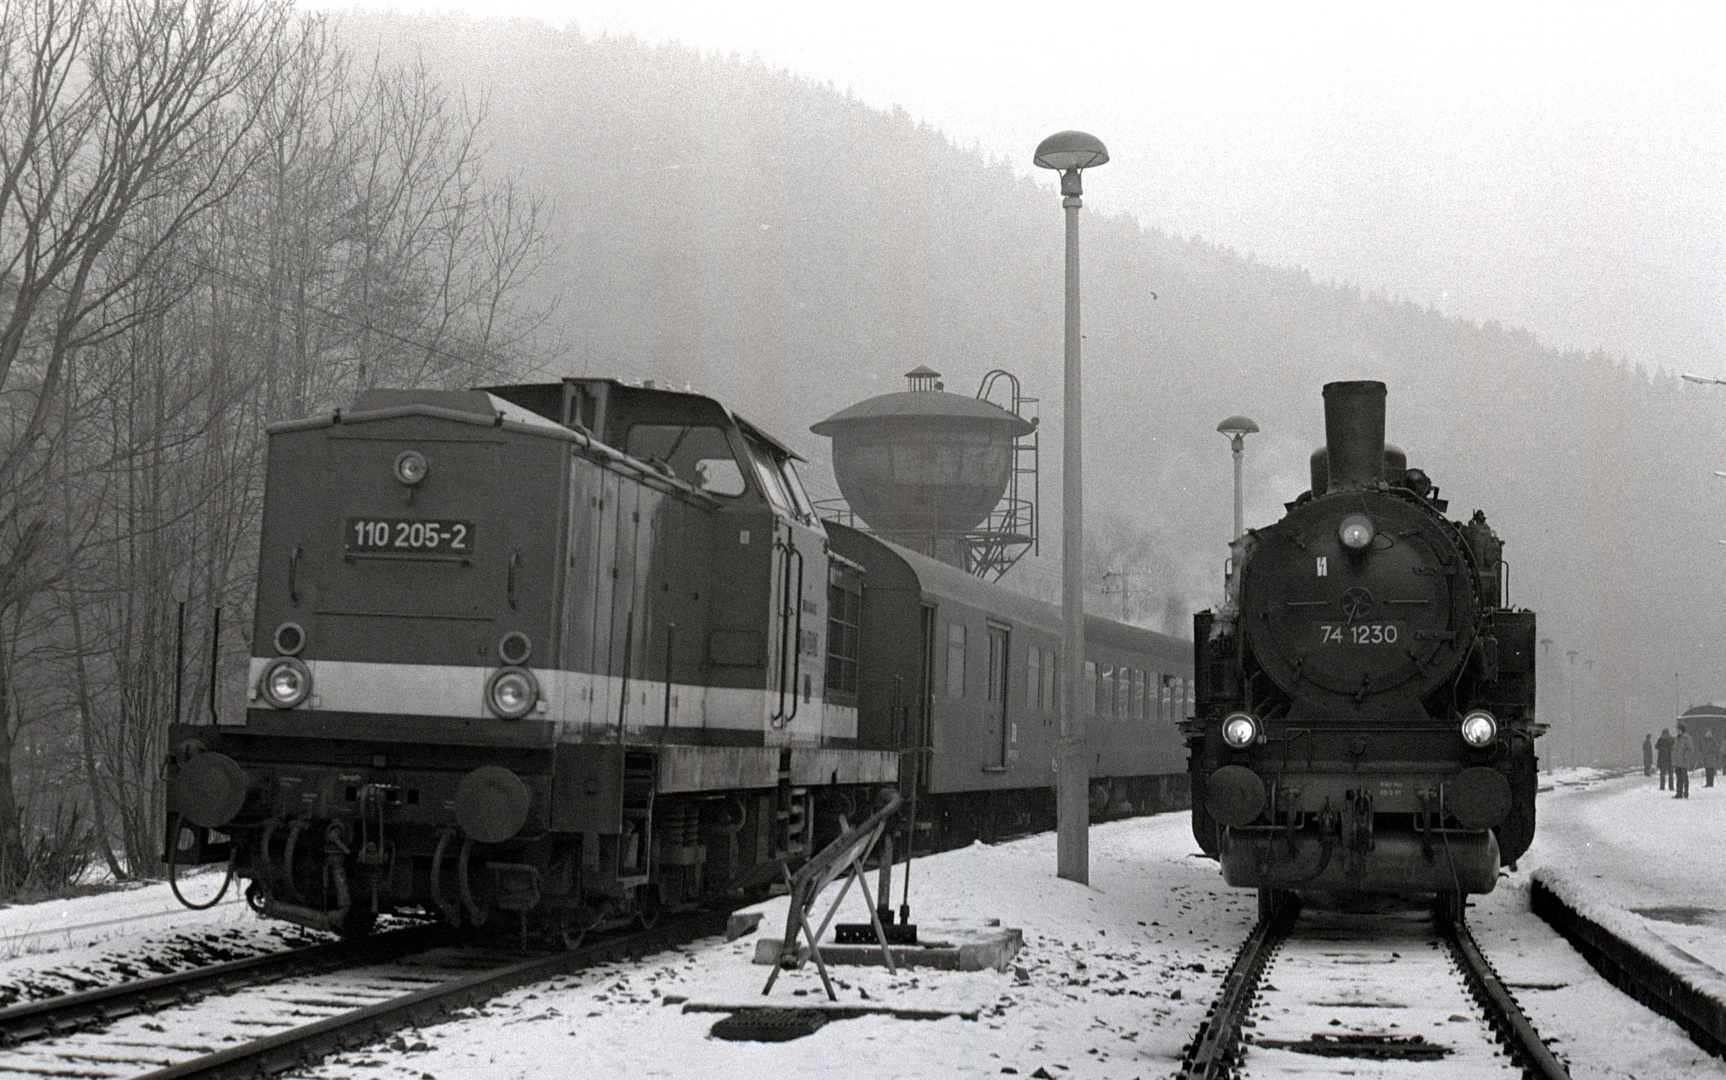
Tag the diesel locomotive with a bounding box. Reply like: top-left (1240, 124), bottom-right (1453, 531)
top-left (164, 378), bottom-right (1191, 937)
top-left (1189, 381), bottom-right (1539, 915)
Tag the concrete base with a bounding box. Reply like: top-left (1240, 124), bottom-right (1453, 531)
top-left (683, 1001), bottom-right (979, 1022)
top-left (753, 918), bottom-right (1023, 972)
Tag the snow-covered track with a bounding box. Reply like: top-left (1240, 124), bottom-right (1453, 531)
top-left (0, 909), bottom-right (733, 1080)
top-left (1177, 903), bottom-right (1569, 1079)
top-left (136, 909), bottom-right (732, 1080)
top-left (0, 924), bottom-right (449, 1047)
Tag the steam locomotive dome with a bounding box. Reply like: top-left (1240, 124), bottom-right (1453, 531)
top-left (811, 366), bottom-right (1033, 536)
top-left (1240, 381), bottom-right (1479, 716)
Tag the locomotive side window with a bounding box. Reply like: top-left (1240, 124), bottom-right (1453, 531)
top-left (946, 622), bottom-right (967, 698)
top-left (623, 424), bottom-right (745, 496)
top-left (745, 439), bottom-right (795, 516)
top-left (778, 460), bottom-right (818, 525)
top-left (826, 569), bottom-right (861, 700)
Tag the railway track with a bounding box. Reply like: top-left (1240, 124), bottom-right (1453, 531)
top-left (1177, 900), bottom-right (1570, 1079)
top-left (0, 910), bottom-right (731, 1080)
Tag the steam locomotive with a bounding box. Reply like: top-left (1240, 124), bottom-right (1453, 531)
top-left (1188, 381), bottom-right (1539, 916)
top-left (163, 378), bottom-right (1190, 937)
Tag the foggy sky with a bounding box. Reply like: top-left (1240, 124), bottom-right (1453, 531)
top-left (305, 0), bottom-right (1725, 374)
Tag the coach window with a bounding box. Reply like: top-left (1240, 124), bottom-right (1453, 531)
top-left (624, 423), bottom-right (745, 496)
top-left (1131, 669), bottom-right (1144, 719)
top-left (947, 622), bottom-right (967, 699)
top-left (826, 569), bottom-right (861, 703)
top-left (1027, 646), bottom-right (1043, 710)
top-left (1084, 661), bottom-right (1097, 715)
top-left (1045, 650), bottom-right (1058, 713)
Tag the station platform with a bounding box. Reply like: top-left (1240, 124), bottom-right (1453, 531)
top-left (1520, 767), bottom-right (1726, 1051)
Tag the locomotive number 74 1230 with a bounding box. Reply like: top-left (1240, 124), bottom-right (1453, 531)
top-left (1313, 622), bottom-right (1400, 646)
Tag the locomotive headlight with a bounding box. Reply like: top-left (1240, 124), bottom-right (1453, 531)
top-left (1338, 513), bottom-right (1375, 550)
top-left (1460, 710), bottom-right (1498, 747)
top-left (1222, 712), bottom-right (1260, 749)
top-left (486, 666), bottom-right (539, 720)
top-left (260, 657), bottom-right (311, 709)
top-left (394, 449), bottom-right (429, 487)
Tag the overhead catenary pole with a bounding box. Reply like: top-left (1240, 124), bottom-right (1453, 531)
top-left (1035, 131), bottom-right (1109, 885)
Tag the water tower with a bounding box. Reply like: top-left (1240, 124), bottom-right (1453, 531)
top-left (811, 367), bottom-right (1038, 579)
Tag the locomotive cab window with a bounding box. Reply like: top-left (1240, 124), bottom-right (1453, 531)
top-left (778, 459), bottom-right (818, 525)
top-left (745, 438), bottom-right (795, 517)
top-left (624, 423), bottom-right (745, 496)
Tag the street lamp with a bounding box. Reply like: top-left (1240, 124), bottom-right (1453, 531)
top-left (1035, 129), bottom-right (1108, 886)
top-left (1216, 415), bottom-right (1259, 541)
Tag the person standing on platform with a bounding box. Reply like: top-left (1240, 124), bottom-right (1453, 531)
top-left (1644, 733), bottom-right (1654, 777)
top-left (1673, 723), bottom-right (1696, 799)
top-left (1704, 730), bottom-right (1720, 789)
top-left (1657, 728), bottom-right (1674, 790)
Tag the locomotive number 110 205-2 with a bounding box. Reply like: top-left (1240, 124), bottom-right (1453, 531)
top-left (1313, 622), bottom-right (1401, 646)
top-left (346, 518), bottom-right (473, 553)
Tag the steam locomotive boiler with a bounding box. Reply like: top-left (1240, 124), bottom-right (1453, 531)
top-left (1188, 381), bottom-right (1539, 915)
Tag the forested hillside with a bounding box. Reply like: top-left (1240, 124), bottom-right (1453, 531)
top-left (333, 14), bottom-right (1718, 761)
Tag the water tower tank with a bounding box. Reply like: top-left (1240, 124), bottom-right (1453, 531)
top-left (811, 367), bottom-right (1035, 547)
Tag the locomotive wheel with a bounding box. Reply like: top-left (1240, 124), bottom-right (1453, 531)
top-left (1432, 890), bottom-right (1463, 924)
top-left (1257, 887), bottom-right (1297, 922)
top-left (635, 886), bottom-right (662, 930)
top-left (338, 904), bottom-right (378, 939)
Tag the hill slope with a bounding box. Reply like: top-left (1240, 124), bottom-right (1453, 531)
top-left (334, 13), bottom-right (1720, 756)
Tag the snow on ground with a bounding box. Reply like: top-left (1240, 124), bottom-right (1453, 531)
top-left (1470, 767), bottom-right (1726, 1079)
top-left (301, 815), bottom-right (1252, 1080)
top-left (2, 773), bottom-right (1724, 1078)
top-left (0, 866), bottom-right (314, 1007)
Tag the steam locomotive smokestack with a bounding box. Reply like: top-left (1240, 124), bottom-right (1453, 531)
top-left (1323, 381), bottom-right (1387, 492)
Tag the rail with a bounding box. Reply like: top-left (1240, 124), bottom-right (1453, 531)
top-left (0, 924), bottom-right (449, 1048)
top-left (1177, 902), bottom-right (1569, 1080)
top-left (135, 909), bottom-right (733, 1080)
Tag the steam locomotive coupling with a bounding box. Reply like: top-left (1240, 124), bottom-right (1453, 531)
top-left (1188, 381), bottom-right (1540, 915)
top-left (163, 376), bottom-right (1191, 937)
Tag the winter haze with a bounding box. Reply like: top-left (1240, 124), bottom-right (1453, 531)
top-left (308, 3), bottom-right (1723, 764)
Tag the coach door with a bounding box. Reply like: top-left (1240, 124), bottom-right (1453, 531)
top-left (986, 625), bottom-right (1010, 770)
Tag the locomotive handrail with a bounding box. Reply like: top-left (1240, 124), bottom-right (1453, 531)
top-left (769, 534), bottom-right (805, 727)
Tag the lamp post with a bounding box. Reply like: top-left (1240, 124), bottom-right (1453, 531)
top-left (1216, 416), bottom-right (1260, 541)
top-left (1035, 129), bottom-right (1108, 885)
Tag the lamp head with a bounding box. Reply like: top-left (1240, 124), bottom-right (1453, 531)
top-left (1216, 415), bottom-right (1260, 439)
top-left (1034, 130), bottom-right (1110, 172)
